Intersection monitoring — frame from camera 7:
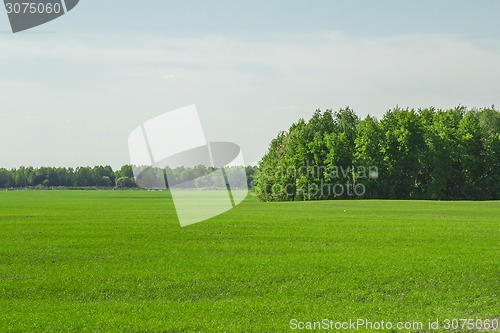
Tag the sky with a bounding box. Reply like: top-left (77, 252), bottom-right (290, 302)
top-left (1, 0), bottom-right (500, 168)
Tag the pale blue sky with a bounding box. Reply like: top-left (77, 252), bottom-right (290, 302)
top-left (1, 1), bottom-right (499, 168)
top-left (15, 0), bottom-right (500, 38)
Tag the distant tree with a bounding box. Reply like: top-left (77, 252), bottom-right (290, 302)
top-left (14, 166), bottom-right (31, 187)
top-left (116, 165), bottom-right (134, 179)
top-left (74, 167), bottom-right (94, 187)
top-left (100, 176), bottom-right (112, 187)
top-left (94, 166), bottom-right (115, 186)
top-left (115, 176), bottom-right (136, 188)
top-left (0, 168), bottom-right (13, 188)
top-left (245, 166), bottom-right (258, 188)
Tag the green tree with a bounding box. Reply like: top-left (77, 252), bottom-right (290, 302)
top-left (459, 111), bottom-right (486, 199)
top-left (0, 168), bottom-right (13, 188)
top-left (380, 108), bottom-right (425, 199)
top-left (354, 115), bottom-right (383, 198)
top-left (421, 107), bottom-right (464, 199)
top-left (115, 177), bottom-right (136, 188)
top-left (74, 167), bottom-right (94, 187)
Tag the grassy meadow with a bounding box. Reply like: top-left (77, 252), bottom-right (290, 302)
top-left (0, 190), bottom-right (498, 332)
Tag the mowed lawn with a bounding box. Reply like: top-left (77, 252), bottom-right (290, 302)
top-left (0, 191), bottom-right (498, 332)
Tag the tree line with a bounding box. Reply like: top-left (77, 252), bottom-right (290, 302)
top-left (0, 165), bottom-right (135, 189)
top-left (254, 106), bottom-right (499, 201)
top-left (0, 165), bottom-right (257, 189)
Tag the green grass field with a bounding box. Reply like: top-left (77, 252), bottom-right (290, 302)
top-left (0, 191), bottom-right (498, 332)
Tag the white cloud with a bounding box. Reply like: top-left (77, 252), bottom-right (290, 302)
top-left (0, 32), bottom-right (499, 167)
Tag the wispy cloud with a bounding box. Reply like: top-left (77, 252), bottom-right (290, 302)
top-left (1, 31), bottom-right (499, 167)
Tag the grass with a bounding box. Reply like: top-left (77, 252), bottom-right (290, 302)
top-left (0, 190), bottom-right (498, 332)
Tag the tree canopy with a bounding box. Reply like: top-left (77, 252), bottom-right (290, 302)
top-left (254, 106), bottom-right (500, 201)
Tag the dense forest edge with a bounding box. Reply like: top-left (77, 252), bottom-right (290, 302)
top-left (254, 106), bottom-right (499, 201)
top-left (1, 106), bottom-right (499, 200)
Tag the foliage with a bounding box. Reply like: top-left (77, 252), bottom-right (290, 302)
top-left (255, 106), bottom-right (500, 200)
